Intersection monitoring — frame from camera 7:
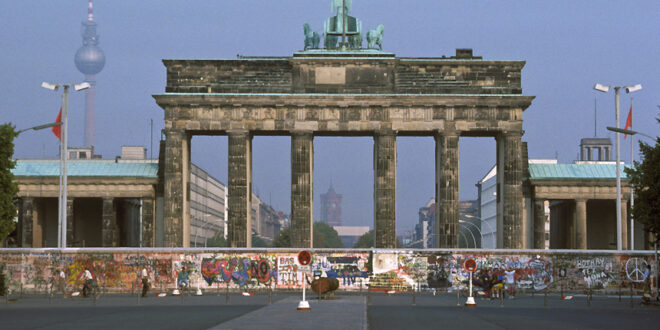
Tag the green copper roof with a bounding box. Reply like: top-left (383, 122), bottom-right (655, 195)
top-left (529, 163), bottom-right (628, 180)
top-left (12, 160), bottom-right (158, 178)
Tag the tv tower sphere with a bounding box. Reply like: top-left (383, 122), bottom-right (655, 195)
top-left (74, 22), bottom-right (105, 75)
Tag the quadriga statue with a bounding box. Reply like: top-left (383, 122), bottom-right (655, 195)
top-left (303, 23), bottom-right (320, 50)
top-left (366, 24), bottom-right (384, 50)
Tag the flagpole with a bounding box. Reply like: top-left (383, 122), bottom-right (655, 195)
top-left (630, 98), bottom-right (634, 250)
top-left (62, 86), bottom-right (69, 248)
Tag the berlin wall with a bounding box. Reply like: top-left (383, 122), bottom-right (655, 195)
top-left (0, 249), bottom-right (655, 295)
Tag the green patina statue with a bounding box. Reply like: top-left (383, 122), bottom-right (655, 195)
top-left (366, 24), bottom-right (384, 50)
top-left (303, 23), bottom-right (321, 50)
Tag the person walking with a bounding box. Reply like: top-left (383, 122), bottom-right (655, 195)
top-left (57, 269), bottom-right (67, 297)
top-left (505, 268), bottom-right (516, 299)
top-left (82, 268), bottom-right (94, 297)
top-left (141, 267), bottom-right (150, 297)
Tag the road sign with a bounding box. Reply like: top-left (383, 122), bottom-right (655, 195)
top-left (298, 250), bottom-right (312, 266)
top-left (464, 258), bottom-right (477, 272)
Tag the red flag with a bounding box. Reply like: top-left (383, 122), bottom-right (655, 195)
top-left (623, 105), bottom-right (632, 139)
top-left (52, 108), bottom-right (62, 140)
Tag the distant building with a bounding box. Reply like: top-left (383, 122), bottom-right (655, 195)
top-left (320, 185), bottom-right (342, 226)
top-left (333, 226), bottom-right (370, 248)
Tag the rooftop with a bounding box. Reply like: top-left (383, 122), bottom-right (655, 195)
top-left (12, 159), bottom-right (158, 178)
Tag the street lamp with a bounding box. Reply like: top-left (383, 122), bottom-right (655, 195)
top-left (594, 83), bottom-right (642, 250)
top-left (463, 214), bottom-right (496, 249)
top-left (17, 122), bottom-right (62, 135)
top-left (42, 81), bottom-right (90, 248)
top-left (458, 221), bottom-right (477, 248)
top-left (459, 220), bottom-right (483, 248)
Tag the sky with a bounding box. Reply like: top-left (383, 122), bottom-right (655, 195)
top-left (2, 1), bottom-right (659, 236)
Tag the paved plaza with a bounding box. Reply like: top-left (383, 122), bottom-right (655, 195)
top-left (0, 291), bottom-right (658, 329)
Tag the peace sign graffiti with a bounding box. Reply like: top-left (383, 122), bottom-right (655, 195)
top-left (625, 258), bottom-right (648, 282)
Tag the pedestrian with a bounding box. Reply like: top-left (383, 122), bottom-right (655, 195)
top-left (82, 268), bottom-right (94, 297)
top-left (177, 266), bottom-right (190, 291)
top-left (141, 267), bottom-right (150, 297)
top-left (57, 268), bottom-right (67, 297)
top-left (505, 268), bottom-right (516, 299)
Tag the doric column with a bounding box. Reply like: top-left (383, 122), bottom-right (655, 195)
top-left (575, 199), bottom-right (587, 249)
top-left (533, 198), bottom-right (546, 249)
top-left (373, 131), bottom-right (397, 248)
top-left (66, 198), bottom-right (74, 247)
top-left (498, 132), bottom-right (524, 249)
top-left (228, 130), bottom-right (252, 247)
top-left (163, 128), bottom-right (190, 247)
top-left (102, 198), bottom-right (118, 247)
top-left (21, 197), bottom-right (34, 247)
top-left (620, 199), bottom-right (628, 250)
top-left (141, 197), bottom-right (155, 247)
top-left (291, 131), bottom-right (314, 248)
top-left (435, 132), bottom-right (459, 248)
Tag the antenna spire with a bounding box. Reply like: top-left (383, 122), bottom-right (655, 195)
top-left (88, 0), bottom-right (94, 23)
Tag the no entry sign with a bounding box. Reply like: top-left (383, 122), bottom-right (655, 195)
top-left (298, 250), bottom-right (312, 266)
top-left (464, 258), bottom-right (477, 272)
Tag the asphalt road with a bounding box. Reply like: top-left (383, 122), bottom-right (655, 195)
top-left (1, 291), bottom-right (658, 329)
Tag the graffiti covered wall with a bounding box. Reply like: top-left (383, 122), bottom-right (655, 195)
top-left (0, 249), bottom-right (655, 294)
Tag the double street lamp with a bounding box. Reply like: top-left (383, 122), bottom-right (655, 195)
top-left (594, 83), bottom-right (642, 250)
top-left (42, 81), bottom-right (90, 248)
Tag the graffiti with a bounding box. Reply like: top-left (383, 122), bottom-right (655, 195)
top-left (625, 258), bottom-right (648, 282)
top-left (277, 256), bottom-right (300, 287)
top-left (0, 250), bottom-right (654, 294)
top-left (201, 256), bottom-right (276, 287)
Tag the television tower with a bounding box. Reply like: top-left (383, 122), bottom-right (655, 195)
top-left (74, 0), bottom-right (105, 148)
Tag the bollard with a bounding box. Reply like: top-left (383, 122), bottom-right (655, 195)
top-left (412, 286), bottom-right (416, 306)
top-left (93, 292), bottom-right (97, 307)
top-left (268, 285), bottom-right (272, 305)
top-left (181, 290), bottom-right (184, 304)
top-left (137, 290), bottom-right (141, 305)
top-left (543, 288), bottom-right (547, 307)
top-left (367, 286), bottom-right (371, 306)
top-left (500, 289), bottom-right (504, 308)
top-left (20, 283), bottom-right (23, 299)
top-left (618, 282), bottom-right (622, 302)
top-left (360, 281), bottom-right (363, 296)
top-left (630, 284), bottom-right (633, 309)
top-left (456, 287), bottom-right (460, 306)
top-left (560, 282), bottom-right (563, 298)
top-left (226, 281), bottom-right (230, 304)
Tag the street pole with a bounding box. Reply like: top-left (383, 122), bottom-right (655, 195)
top-left (630, 98), bottom-right (634, 250)
top-left (614, 87), bottom-right (622, 250)
top-left (60, 85), bottom-right (69, 248)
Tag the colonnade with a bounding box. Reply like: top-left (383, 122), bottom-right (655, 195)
top-left (162, 128), bottom-right (524, 249)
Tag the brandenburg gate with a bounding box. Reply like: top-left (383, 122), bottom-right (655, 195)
top-left (153, 3), bottom-right (534, 249)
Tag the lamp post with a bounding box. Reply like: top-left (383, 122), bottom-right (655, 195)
top-left (459, 219), bottom-right (483, 248)
top-left (463, 214), bottom-right (496, 249)
top-left (594, 83), bottom-right (642, 250)
top-left (42, 81), bottom-right (90, 248)
top-left (607, 126), bottom-right (658, 299)
top-left (17, 122), bottom-right (62, 135)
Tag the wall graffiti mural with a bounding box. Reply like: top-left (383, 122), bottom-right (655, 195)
top-left (0, 249), bottom-right (655, 294)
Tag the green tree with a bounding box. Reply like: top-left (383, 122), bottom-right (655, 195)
top-left (272, 226), bottom-right (291, 247)
top-left (353, 230), bottom-right (374, 248)
top-left (251, 232), bottom-right (269, 247)
top-left (0, 123), bottom-right (18, 246)
top-left (313, 222), bottom-right (344, 248)
top-left (206, 232), bottom-right (228, 247)
top-left (625, 119), bottom-right (660, 245)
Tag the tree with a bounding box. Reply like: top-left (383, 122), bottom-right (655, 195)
top-left (206, 232), bottom-right (228, 247)
top-left (313, 222), bottom-right (344, 248)
top-left (0, 123), bottom-right (18, 246)
top-left (625, 118), bottom-right (660, 245)
top-left (353, 230), bottom-right (374, 248)
top-left (272, 226), bottom-right (291, 247)
top-left (251, 232), bottom-right (269, 247)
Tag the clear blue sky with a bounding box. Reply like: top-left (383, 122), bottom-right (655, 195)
top-left (2, 1), bottom-right (659, 235)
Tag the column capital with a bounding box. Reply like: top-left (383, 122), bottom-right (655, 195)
top-left (374, 129), bottom-right (397, 137)
top-left (227, 129), bottom-right (250, 136)
top-left (290, 130), bottom-right (314, 137)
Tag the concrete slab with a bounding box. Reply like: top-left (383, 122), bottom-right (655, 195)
top-left (210, 295), bottom-right (367, 330)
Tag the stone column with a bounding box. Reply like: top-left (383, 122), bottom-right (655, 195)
top-left (373, 131), bottom-right (397, 248)
top-left (621, 199), bottom-right (628, 250)
top-left (141, 197), bottom-right (155, 247)
top-left (499, 132), bottom-right (524, 249)
top-left (21, 197), bottom-right (34, 247)
top-left (533, 198), bottom-right (546, 249)
top-left (291, 131), bottom-right (314, 248)
top-left (575, 199), bottom-right (587, 249)
top-left (163, 129), bottom-right (190, 247)
top-left (435, 132), bottom-right (459, 248)
top-left (102, 198), bottom-right (118, 247)
top-left (228, 130), bottom-right (252, 247)
top-left (66, 198), bottom-right (74, 247)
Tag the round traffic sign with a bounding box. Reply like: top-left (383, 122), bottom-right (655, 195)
top-left (298, 250), bottom-right (312, 266)
top-left (464, 258), bottom-right (477, 272)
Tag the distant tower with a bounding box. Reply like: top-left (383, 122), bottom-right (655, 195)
top-left (74, 0), bottom-right (105, 148)
top-left (320, 184), bottom-right (342, 226)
